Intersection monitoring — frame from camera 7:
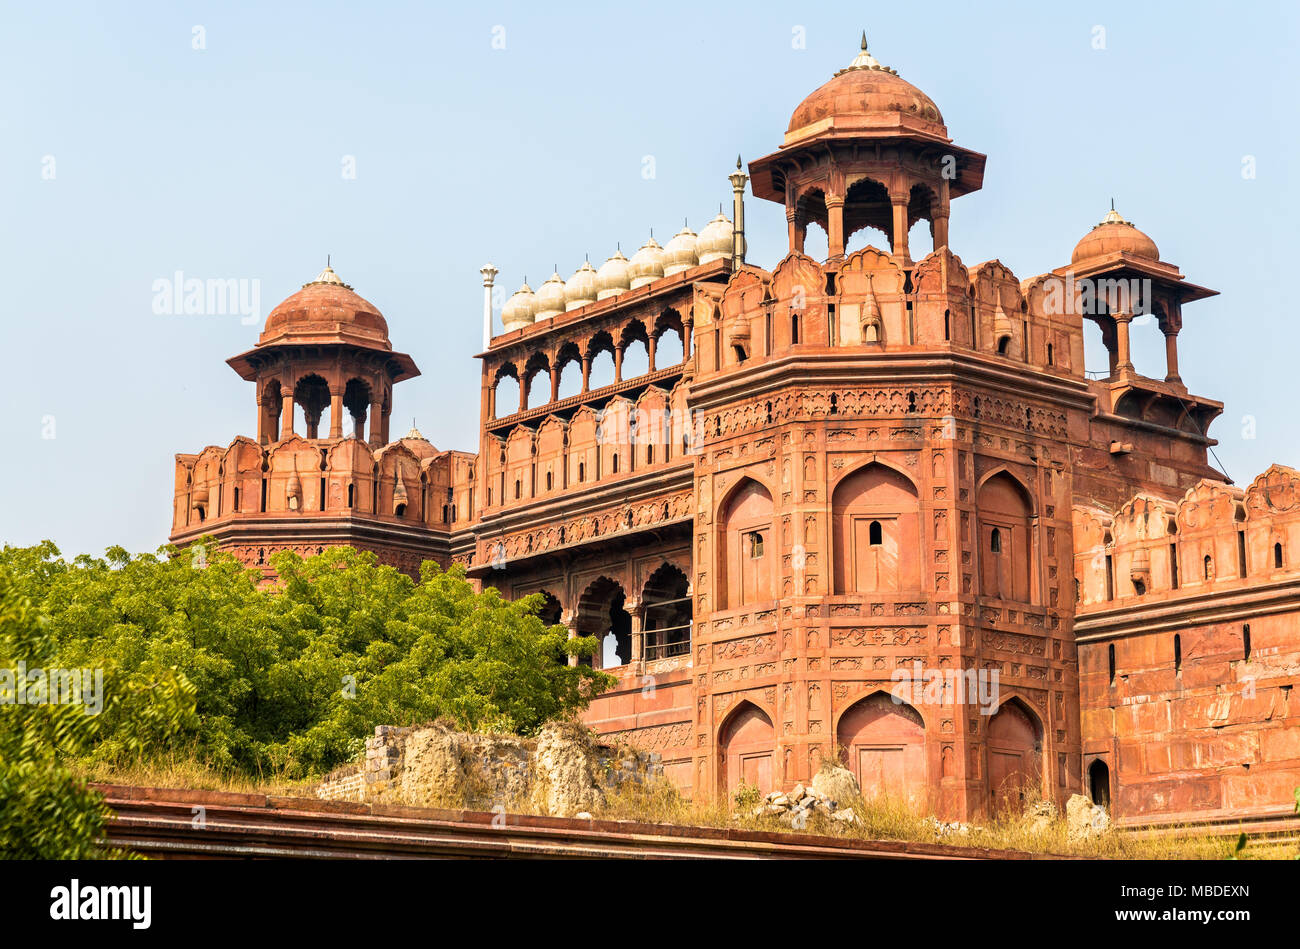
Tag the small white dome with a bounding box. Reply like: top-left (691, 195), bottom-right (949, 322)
top-left (628, 237), bottom-right (665, 289)
top-left (662, 225), bottom-right (699, 276)
top-left (697, 212), bottom-right (734, 264)
top-left (535, 271), bottom-right (567, 319)
top-left (565, 261), bottom-right (598, 310)
top-left (501, 282), bottom-right (537, 331)
top-left (596, 249), bottom-right (631, 300)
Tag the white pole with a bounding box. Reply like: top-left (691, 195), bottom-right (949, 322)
top-left (480, 263), bottom-right (498, 349)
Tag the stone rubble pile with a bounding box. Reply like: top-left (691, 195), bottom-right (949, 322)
top-left (923, 816), bottom-right (973, 838)
top-left (746, 780), bottom-right (861, 827)
top-left (1065, 793), bottom-right (1111, 842)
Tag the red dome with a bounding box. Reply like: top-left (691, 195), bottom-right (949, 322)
top-left (259, 266), bottom-right (391, 350)
top-left (1071, 209), bottom-right (1160, 265)
top-left (787, 40), bottom-right (945, 142)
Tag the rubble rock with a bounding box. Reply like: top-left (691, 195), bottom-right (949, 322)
top-left (1066, 793), bottom-right (1111, 842)
top-left (810, 765), bottom-right (861, 808)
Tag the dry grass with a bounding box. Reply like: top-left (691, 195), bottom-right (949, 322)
top-left (77, 755), bottom-right (317, 798)
top-left (76, 756), bottom-right (1292, 859)
top-left (597, 779), bottom-right (1282, 859)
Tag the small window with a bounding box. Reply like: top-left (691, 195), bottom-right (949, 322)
top-left (1204, 554), bottom-right (1213, 580)
top-left (646, 445), bottom-right (654, 465)
top-left (997, 335), bottom-right (1011, 355)
top-left (990, 527), bottom-right (1002, 554)
top-left (1108, 643), bottom-right (1116, 685)
top-left (1243, 624), bottom-right (1252, 661)
top-left (746, 531), bottom-right (765, 559)
top-left (1132, 578), bottom-right (1146, 596)
top-left (546, 471), bottom-right (553, 491)
top-left (868, 520), bottom-right (883, 546)
top-left (1174, 633), bottom-right (1182, 673)
top-left (1169, 543), bottom-right (1179, 589)
top-left (1046, 343), bottom-right (1054, 365)
top-left (442, 503), bottom-right (449, 523)
top-left (514, 479), bottom-right (521, 499)
top-left (791, 315), bottom-right (800, 344)
top-left (578, 462), bottom-right (585, 483)
top-left (395, 502), bottom-right (406, 517)
top-left (1275, 543), bottom-right (1284, 569)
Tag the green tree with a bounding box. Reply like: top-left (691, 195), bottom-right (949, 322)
top-left (0, 568), bottom-right (193, 858)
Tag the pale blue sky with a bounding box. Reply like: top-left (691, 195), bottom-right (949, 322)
top-left (2, 1), bottom-right (1297, 556)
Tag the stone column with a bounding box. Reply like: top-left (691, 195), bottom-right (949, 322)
top-left (931, 207), bottom-right (950, 251)
top-left (890, 190), bottom-right (910, 262)
top-left (826, 196), bottom-right (845, 259)
top-left (280, 391), bottom-right (295, 440)
top-left (647, 334), bottom-right (657, 373)
top-left (581, 355), bottom-right (591, 392)
top-left (683, 319), bottom-right (693, 360)
top-left (518, 377), bottom-right (528, 413)
top-left (257, 391), bottom-right (268, 445)
top-left (329, 388), bottom-right (344, 439)
top-left (1163, 330), bottom-right (1182, 384)
top-left (614, 345), bottom-right (624, 383)
top-left (1114, 315), bottom-right (1134, 374)
top-left (368, 396), bottom-right (383, 448)
top-left (549, 365), bottom-right (560, 402)
top-left (627, 598), bottom-right (643, 670)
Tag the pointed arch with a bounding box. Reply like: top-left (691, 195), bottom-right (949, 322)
top-left (831, 462), bottom-right (921, 594)
top-left (986, 696), bottom-right (1043, 814)
top-left (716, 476), bottom-right (775, 610)
top-left (717, 700), bottom-right (775, 798)
top-left (641, 561), bottom-right (691, 661)
top-left (835, 691), bottom-right (927, 807)
top-left (977, 469), bottom-right (1035, 602)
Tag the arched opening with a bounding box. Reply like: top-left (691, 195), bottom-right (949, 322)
top-left (837, 692), bottom-right (926, 808)
top-left (493, 371), bottom-right (520, 419)
top-left (717, 478), bottom-right (774, 610)
top-left (586, 332), bottom-right (616, 390)
top-left (794, 187), bottom-right (829, 260)
top-left (1203, 554), bottom-right (1214, 580)
top-left (294, 374), bottom-right (331, 439)
top-left (1275, 542), bottom-right (1284, 569)
top-left (620, 322), bottom-right (650, 379)
top-left (977, 472), bottom-right (1034, 602)
top-left (576, 576), bottom-right (630, 669)
top-left (523, 354), bottom-right (550, 409)
top-left (342, 378), bottom-right (371, 439)
top-left (1088, 759), bottom-right (1111, 808)
top-left (654, 325), bottom-right (684, 367)
top-left (546, 342), bottom-right (580, 401)
top-left (831, 463), bottom-right (921, 594)
top-left (718, 702), bottom-right (775, 799)
top-left (641, 562), bottom-right (691, 661)
top-left (987, 699), bottom-right (1042, 814)
top-left (843, 177), bottom-right (892, 252)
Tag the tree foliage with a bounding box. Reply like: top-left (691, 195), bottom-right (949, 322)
top-left (0, 540), bottom-right (613, 790)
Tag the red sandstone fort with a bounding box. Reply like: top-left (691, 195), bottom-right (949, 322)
top-left (170, 38), bottom-right (1300, 829)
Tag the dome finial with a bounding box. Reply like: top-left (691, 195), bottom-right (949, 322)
top-left (838, 29), bottom-right (890, 75)
top-left (736, 154), bottom-right (742, 169)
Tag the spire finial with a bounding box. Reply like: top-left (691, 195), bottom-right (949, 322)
top-left (1111, 197), bottom-right (1115, 211)
top-left (326, 253), bottom-right (330, 268)
top-left (861, 30), bottom-right (868, 51)
top-left (736, 154), bottom-right (742, 169)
